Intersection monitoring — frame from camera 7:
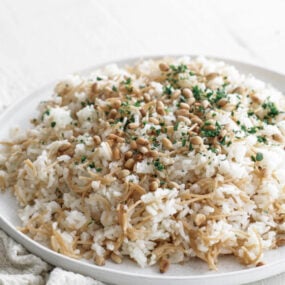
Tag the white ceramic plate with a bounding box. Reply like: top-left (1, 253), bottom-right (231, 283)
top-left (0, 56), bottom-right (285, 285)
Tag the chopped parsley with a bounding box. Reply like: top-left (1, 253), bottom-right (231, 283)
top-left (88, 162), bottom-right (95, 168)
top-left (163, 85), bottom-right (173, 95)
top-left (96, 76), bottom-right (102, 81)
top-left (51, 121), bottom-right (56, 128)
top-left (169, 64), bottom-right (188, 74)
top-left (174, 122), bottom-right (179, 131)
top-left (262, 101), bottom-right (279, 118)
top-left (256, 152), bottom-right (263, 161)
top-left (251, 152), bottom-right (264, 162)
top-left (192, 85), bottom-right (203, 100)
top-left (134, 101), bottom-right (141, 107)
top-left (257, 136), bottom-right (267, 143)
top-left (81, 156), bottom-right (87, 163)
top-left (201, 122), bottom-right (221, 137)
top-left (153, 159), bottom-right (164, 171)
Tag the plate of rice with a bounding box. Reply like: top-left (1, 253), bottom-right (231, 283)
top-left (0, 56), bottom-right (285, 285)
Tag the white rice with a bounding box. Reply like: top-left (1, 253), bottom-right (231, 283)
top-left (0, 56), bottom-right (284, 271)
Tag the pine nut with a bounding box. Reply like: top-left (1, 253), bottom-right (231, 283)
top-left (111, 253), bottom-right (122, 264)
top-left (125, 158), bottom-right (135, 170)
top-left (179, 102), bottom-right (190, 110)
top-left (109, 109), bottom-right (117, 119)
top-left (217, 98), bottom-right (228, 107)
top-left (143, 93), bottom-right (151, 102)
top-left (94, 255), bottom-right (105, 266)
top-left (128, 123), bottom-right (139, 129)
top-left (187, 97), bottom-right (196, 105)
top-left (177, 116), bottom-right (191, 124)
top-left (202, 100), bottom-right (210, 109)
top-left (182, 88), bottom-right (193, 98)
top-left (116, 169), bottom-right (130, 179)
top-left (93, 135), bottom-right (101, 145)
top-left (112, 147), bottom-right (121, 160)
top-left (206, 73), bottom-right (219, 81)
top-left (124, 151), bottom-right (133, 159)
top-left (159, 62), bottom-right (169, 72)
top-left (108, 134), bottom-right (125, 143)
top-left (91, 83), bottom-right (98, 93)
top-left (130, 140), bottom-right (138, 150)
top-left (138, 146), bottom-right (149, 154)
top-left (162, 137), bottom-right (173, 150)
top-left (149, 117), bottom-right (160, 125)
top-left (136, 137), bottom-right (149, 146)
top-left (190, 136), bottom-right (203, 145)
top-left (156, 101), bottom-right (165, 115)
top-left (150, 181), bottom-right (159, 191)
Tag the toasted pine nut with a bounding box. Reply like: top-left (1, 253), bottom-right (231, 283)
top-left (156, 101), bottom-right (165, 115)
top-left (109, 109), bottom-right (117, 119)
top-left (168, 181), bottom-right (179, 189)
top-left (172, 90), bottom-right (181, 100)
top-left (116, 169), bottom-right (130, 179)
top-left (130, 140), bottom-right (138, 150)
top-left (108, 98), bottom-right (121, 109)
top-left (124, 151), bottom-right (133, 159)
top-left (217, 98), bottom-right (228, 107)
top-left (138, 146), bottom-right (149, 154)
top-left (272, 133), bottom-right (283, 143)
top-left (148, 150), bottom-right (158, 158)
top-left (182, 88), bottom-right (193, 98)
top-left (187, 97), bottom-right (196, 105)
top-left (159, 62), bottom-right (169, 72)
top-left (136, 137), bottom-right (149, 146)
top-left (232, 86), bottom-right (245, 95)
top-left (150, 181), bottom-right (159, 191)
top-left (111, 253), bottom-right (122, 264)
top-left (191, 116), bottom-right (203, 125)
top-left (177, 116), bottom-right (191, 124)
top-left (204, 124), bottom-right (216, 131)
top-left (206, 73), bottom-right (219, 81)
top-left (250, 93), bottom-right (261, 103)
top-left (149, 117), bottom-right (160, 125)
top-left (159, 258), bottom-right (170, 273)
top-left (190, 136), bottom-right (203, 145)
top-left (202, 100), bottom-right (210, 109)
top-left (179, 102), bottom-right (190, 110)
top-left (94, 255), bottom-right (105, 266)
top-left (128, 123), bottom-right (139, 129)
top-left (91, 83), bottom-right (98, 93)
top-left (112, 147), bottom-right (121, 160)
top-left (125, 158), bottom-right (135, 170)
top-left (162, 137), bottom-right (173, 150)
top-left (108, 134), bottom-right (125, 143)
top-left (143, 93), bottom-right (151, 102)
top-left (93, 135), bottom-right (101, 145)
top-left (175, 109), bottom-right (189, 117)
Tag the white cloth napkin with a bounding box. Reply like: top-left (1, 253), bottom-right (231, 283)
top-left (0, 230), bottom-right (105, 285)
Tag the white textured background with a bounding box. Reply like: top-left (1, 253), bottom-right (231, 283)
top-left (0, 0), bottom-right (284, 284)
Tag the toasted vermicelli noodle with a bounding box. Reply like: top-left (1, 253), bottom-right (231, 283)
top-left (0, 57), bottom-right (285, 271)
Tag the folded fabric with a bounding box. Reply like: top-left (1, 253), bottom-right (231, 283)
top-left (0, 230), bottom-right (104, 285)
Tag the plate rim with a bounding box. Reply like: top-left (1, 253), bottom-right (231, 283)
top-left (1, 55), bottom-right (285, 284)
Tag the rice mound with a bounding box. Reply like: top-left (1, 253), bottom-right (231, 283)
top-left (0, 57), bottom-right (285, 272)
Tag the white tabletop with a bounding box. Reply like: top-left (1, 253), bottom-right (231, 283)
top-left (0, 0), bottom-right (284, 284)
